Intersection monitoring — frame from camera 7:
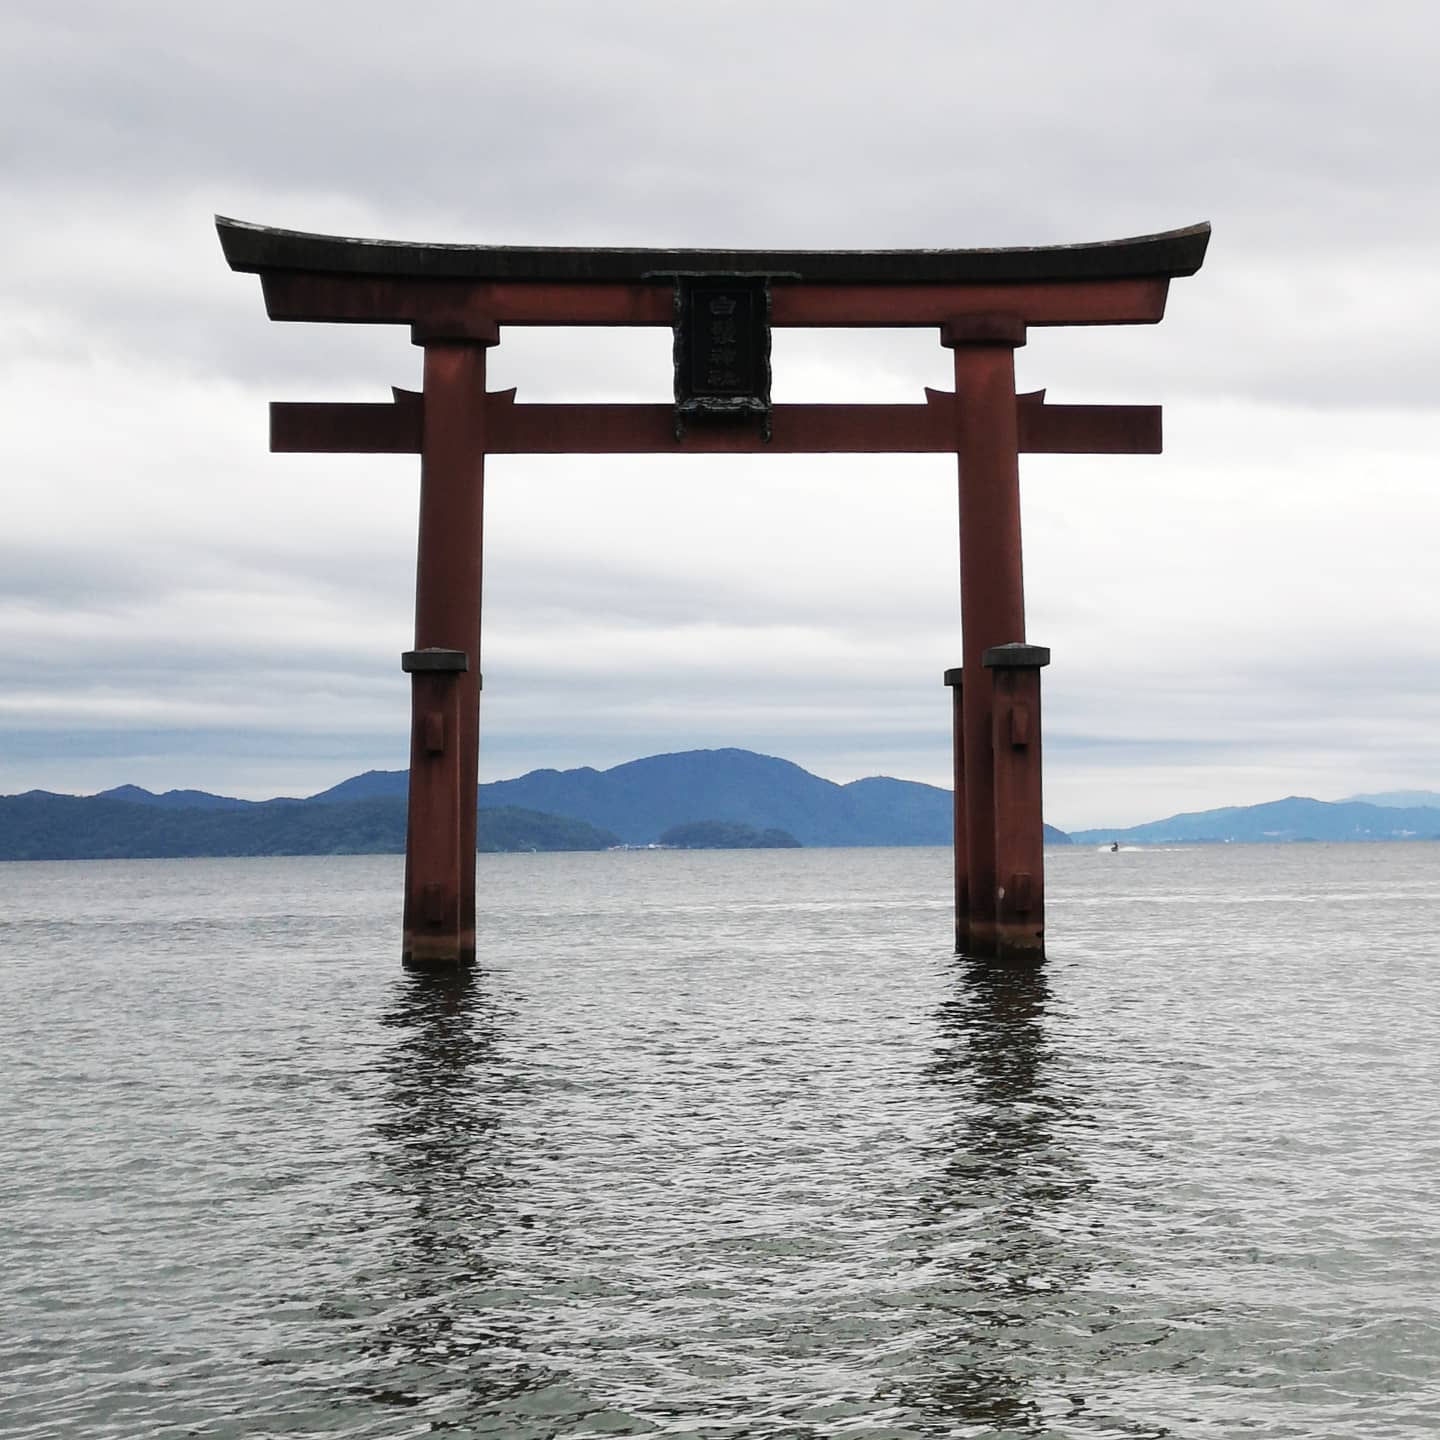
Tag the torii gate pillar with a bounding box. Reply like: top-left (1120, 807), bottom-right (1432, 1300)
top-left (946, 314), bottom-right (1028, 957)
top-left (401, 328), bottom-right (495, 967)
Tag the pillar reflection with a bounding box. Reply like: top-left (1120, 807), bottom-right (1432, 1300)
top-left (897, 957), bottom-right (1092, 1432)
top-left (356, 972), bottom-right (550, 1414)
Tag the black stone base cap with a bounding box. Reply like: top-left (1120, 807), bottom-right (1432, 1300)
top-left (402, 948), bottom-right (478, 971)
top-left (402, 648), bottom-right (470, 673)
top-left (983, 642), bottom-right (1051, 669)
top-left (957, 932), bottom-right (1047, 960)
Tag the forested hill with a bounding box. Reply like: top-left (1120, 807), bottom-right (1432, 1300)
top-left (0, 795), bottom-right (617, 861)
top-left (474, 748), bottom-right (1070, 847)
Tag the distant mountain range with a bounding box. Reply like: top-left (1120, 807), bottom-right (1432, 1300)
top-left (1072, 795), bottom-right (1440, 846)
top-left (1, 749), bottom-right (1436, 860)
top-left (1, 748), bottom-right (1063, 860)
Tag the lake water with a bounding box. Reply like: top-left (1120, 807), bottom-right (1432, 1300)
top-left (2, 843), bottom-right (1438, 1438)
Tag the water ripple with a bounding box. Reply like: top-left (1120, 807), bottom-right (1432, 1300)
top-left (2, 846), bottom-right (1438, 1436)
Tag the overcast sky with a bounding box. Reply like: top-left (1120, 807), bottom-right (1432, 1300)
top-left (3, 0), bottom-right (1437, 827)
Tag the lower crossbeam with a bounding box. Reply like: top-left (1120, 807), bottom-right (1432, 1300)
top-left (271, 390), bottom-right (1161, 457)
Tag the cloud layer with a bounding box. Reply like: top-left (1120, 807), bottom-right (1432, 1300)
top-left (3, 1), bottom-right (1438, 826)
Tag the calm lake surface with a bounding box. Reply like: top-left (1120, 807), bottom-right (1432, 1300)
top-left (2, 844), bottom-right (1438, 1438)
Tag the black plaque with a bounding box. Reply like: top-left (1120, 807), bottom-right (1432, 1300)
top-left (673, 276), bottom-right (771, 438)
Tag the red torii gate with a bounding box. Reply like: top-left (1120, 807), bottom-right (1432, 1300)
top-left (218, 218), bottom-right (1209, 967)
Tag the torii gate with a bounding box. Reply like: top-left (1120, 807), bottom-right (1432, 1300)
top-left (218, 218), bottom-right (1209, 967)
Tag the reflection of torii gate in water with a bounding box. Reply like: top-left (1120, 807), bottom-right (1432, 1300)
top-left (218, 218), bottom-right (1209, 968)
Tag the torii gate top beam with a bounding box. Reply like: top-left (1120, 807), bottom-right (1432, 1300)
top-left (218, 217), bottom-right (1209, 287)
top-left (217, 218), bottom-right (1210, 330)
